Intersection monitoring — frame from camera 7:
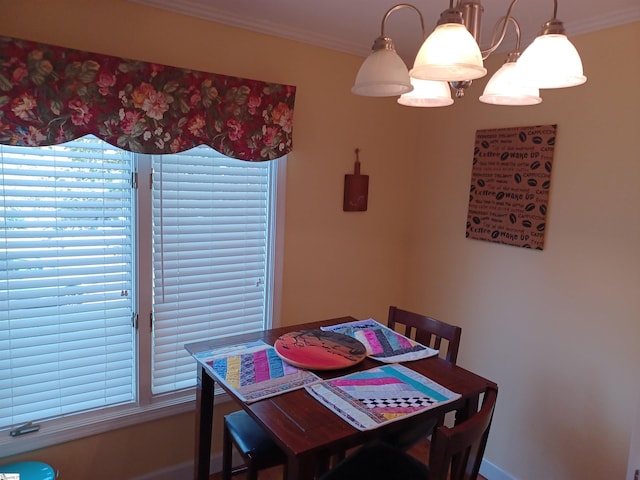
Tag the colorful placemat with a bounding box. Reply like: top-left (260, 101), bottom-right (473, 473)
top-left (305, 364), bottom-right (461, 431)
top-left (274, 329), bottom-right (367, 370)
top-left (193, 340), bottom-right (322, 403)
top-left (321, 318), bottom-right (438, 363)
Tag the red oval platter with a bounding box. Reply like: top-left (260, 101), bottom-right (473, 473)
top-left (274, 329), bottom-right (367, 370)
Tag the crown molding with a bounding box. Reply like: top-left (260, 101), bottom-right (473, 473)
top-left (565, 5), bottom-right (640, 36)
top-left (131, 0), bottom-right (640, 58)
top-left (131, 0), bottom-right (371, 56)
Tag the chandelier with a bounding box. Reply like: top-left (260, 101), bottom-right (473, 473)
top-left (352, 0), bottom-right (587, 107)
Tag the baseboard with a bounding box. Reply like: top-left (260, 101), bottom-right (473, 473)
top-left (132, 450), bottom-right (240, 480)
top-left (131, 460), bottom-right (193, 480)
top-left (135, 451), bottom-right (514, 480)
top-left (480, 457), bottom-right (517, 480)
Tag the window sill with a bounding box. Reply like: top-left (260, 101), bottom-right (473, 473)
top-left (0, 389), bottom-right (231, 459)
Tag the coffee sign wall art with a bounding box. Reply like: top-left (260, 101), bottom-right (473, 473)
top-left (466, 125), bottom-right (556, 250)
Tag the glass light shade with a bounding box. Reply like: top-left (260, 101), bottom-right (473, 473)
top-left (398, 78), bottom-right (453, 107)
top-left (411, 23), bottom-right (487, 82)
top-left (352, 48), bottom-right (412, 97)
top-left (480, 62), bottom-right (542, 106)
top-left (515, 34), bottom-right (587, 89)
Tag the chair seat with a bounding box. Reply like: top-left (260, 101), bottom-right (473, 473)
top-left (0, 461), bottom-right (56, 480)
top-left (225, 410), bottom-right (286, 462)
top-left (223, 410), bottom-right (287, 480)
top-left (319, 443), bottom-right (429, 480)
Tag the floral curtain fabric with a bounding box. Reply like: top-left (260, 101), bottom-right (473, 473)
top-left (0, 35), bottom-right (296, 160)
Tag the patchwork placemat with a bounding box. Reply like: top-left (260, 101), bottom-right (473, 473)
top-left (193, 340), bottom-right (322, 403)
top-left (305, 363), bottom-right (460, 431)
top-left (321, 318), bottom-right (438, 362)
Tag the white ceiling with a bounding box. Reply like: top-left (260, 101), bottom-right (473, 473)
top-left (131, 0), bottom-right (640, 63)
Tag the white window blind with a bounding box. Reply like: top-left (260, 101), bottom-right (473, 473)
top-left (0, 136), bottom-right (135, 429)
top-left (151, 147), bottom-right (273, 394)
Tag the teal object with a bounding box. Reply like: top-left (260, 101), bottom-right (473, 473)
top-left (0, 461), bottom-right (55, 480)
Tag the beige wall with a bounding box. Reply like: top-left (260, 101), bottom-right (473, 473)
top-left (1, 1), bottom-right (638, 478)
top-left (404, 22), bottom-right (640, 479)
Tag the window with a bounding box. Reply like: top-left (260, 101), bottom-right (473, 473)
top-left (150, 148), bottom-right (277, 394)
top-left (0, 138), bottom-right (136, 427)
top-left (0, 135), bottom-right (283, 454)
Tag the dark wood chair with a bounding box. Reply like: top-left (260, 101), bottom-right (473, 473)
top-left (222, 410), bottom-right (287, 480)
top-left (318, 385), bottom-right (498, 480)
top-left (381, 306), bottom-right (462, 450)
top-left (388, 305), bottom-right (462, 365)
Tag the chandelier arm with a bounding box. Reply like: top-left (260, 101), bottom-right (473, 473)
top-left (510, 17), bottom-right (521, 51)
top-left (380, 3), bottom-right (426, 38)
top-left (480, 0), bottom-right (519, 59)
top-left (483, 15), bottom-right (521, 60)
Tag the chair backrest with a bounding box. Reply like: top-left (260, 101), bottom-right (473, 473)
top-left (427, 386), bottom-right (498, 480)
top-left (387, 306), bottom-right (462, 364)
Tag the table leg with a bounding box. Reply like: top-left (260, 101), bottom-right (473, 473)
top-left (454, 394), bottom-right (480, 426)
top-left (286, 453), bottom-right (317, 480)
top-left (194, 365), bottom-right (215, 480)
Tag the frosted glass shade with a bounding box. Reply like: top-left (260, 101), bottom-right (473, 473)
top-left (515, 34), bottom-right (587, 89)
top-left (479, 62), bottom-right (542, 106)
top-left (398, 78), bottom-right (453, 107)
top-left (352, 48), bottom-right (413, 97)
top-left (411, 23), bottom-right (487, 81)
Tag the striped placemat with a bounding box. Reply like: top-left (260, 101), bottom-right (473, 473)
top-left (194, 341), bottom-right (321, 403)
top-left (321, 318), bottom-right (438, 363)
top-left (305, 363), bottom-right (460, 431)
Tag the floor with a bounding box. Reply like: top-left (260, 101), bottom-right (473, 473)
top-left (209, 440), bottom-right (489, 479)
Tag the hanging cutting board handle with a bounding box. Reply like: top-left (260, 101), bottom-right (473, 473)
top-left (353, 148), bottom-right (361, 175)
top-left (343, 148), bottom-right (369, 212)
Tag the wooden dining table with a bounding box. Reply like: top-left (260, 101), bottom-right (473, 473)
top-left (185, 316), bottom-right (497, 480)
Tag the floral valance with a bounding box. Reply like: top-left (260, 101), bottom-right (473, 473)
top-left (0, 35), bottom-right (296, 160)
